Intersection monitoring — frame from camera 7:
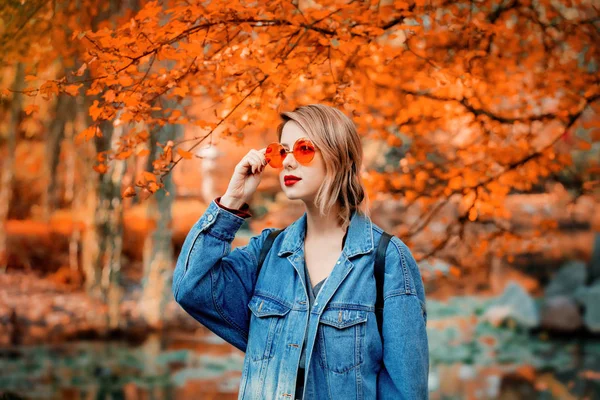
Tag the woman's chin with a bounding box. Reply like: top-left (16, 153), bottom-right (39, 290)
top-left (281, 186), bottom-right (303, 200)
top-left (282, 190), bottom-right (299, 199)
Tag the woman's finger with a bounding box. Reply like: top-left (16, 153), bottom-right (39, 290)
top-left (249, 154), bottom-right (263, 173)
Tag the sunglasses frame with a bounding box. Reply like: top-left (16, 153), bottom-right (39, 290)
top-left (265, 137), bottom-right (317, 168)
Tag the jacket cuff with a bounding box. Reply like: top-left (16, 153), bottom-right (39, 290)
top-left (215, 196), bottom-right (252, 219)
top-left (195, 200), bottom-right (246, 241)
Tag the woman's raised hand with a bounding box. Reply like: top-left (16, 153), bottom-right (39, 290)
top-left (220, 148), bottom-right (268, 209)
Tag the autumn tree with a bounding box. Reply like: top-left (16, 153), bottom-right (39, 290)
top-left (0, 0), bottom-right (146, 323)
top-left (3, 0), bottom-right (600, 279)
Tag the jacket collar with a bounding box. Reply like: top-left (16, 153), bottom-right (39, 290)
top-left (277, 209), bottom-right (374, 258)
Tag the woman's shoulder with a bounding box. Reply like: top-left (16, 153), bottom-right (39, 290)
top-left (369, 220), bottom-right (423, 298)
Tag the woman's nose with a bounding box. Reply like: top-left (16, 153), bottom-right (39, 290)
top-left (282, 151), bottom-right (297, 169)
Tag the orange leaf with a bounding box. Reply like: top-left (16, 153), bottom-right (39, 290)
top-left (177, 148), bottom-right (193, 159)
top-left (119, 75), bottom-right (134, 86)
top-left (39, 81), bottom-right (59, 100)
top-left (259, 60), bottom-right (277, 75)
top-left (240, 23), bottom-right (253, 33)
top-left (137, 130), bottom-right (150, 140)
top-left (468, 208), bottom-right (478, 221)
top-left (103, 90), bottom-right (116, 102)
top-left (448, 176), bottom-right (463, 190)
top-left (577, 139), bottom-right (592, 151)
top-left (404, 190), bottom-right (417, 202)
top-left (93, 164), bottom-right (108, 174)
top-left (137, 149), bottom-right (151, 157)
top-left (76, 126), bottom-right (98, 143)
top-left (173, 86), bottom-right (189, 97)
top-left (73, 63), bottom-right (88, 77)
top-left (25, 75), bottom-right (37, 82)
top-left (24, 104), bottom-right (39, 115)
top-left (64, 84), bottom-right (83, 96)
top-left (89, 100), bottom-right (103, 121)
top-left (142, 171), bottom-right (157, 182)
top-left (122, 186), bottom-right (137, 198)
top-left (115, 149), bottom-right (133, 160)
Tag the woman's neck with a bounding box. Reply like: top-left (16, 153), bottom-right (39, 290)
top-left (304, 201), bottom-right (345, 240)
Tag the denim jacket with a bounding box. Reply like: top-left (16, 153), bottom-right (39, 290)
top-left (173, 200), bottom-right (429, 399)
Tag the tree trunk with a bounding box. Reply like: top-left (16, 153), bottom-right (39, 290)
top-left (66, 102), bottom-right (88, 284)
top-left (41, 85), bottom-right (74, 220)
top-left (81, 117), bottom-right (127, 330)
top-left (0, 63), bottom-right (24, 271)
top-left (78, 0), bottom-right (138, 330)
top-left (139, 120), bottom-right (180, 327)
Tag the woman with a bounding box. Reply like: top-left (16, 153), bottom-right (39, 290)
top-left (173, 104), bottom-right (429, 399)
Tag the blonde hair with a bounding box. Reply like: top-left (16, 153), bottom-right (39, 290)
top-left (276, 104), bottom-right (370, 230)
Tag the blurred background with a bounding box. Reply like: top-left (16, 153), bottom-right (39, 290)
top-left (0, 0), bottom-right (599, 399)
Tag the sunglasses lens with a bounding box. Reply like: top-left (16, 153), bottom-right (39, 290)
top-left (266, 143), bottom-right (285, 168)
top-left (293, 138), bottom-right (315, 165)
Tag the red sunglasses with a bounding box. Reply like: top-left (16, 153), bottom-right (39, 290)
top-left (265, 137), bottom-right (317, 168)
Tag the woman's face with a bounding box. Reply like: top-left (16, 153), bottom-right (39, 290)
top-left (278, 121), bottom-right (326, 204)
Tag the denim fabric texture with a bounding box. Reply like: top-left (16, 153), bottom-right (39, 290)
top-left (295, 242), bottom-right (334, 400)
top-left (173, 200), bottom-right (429, 399)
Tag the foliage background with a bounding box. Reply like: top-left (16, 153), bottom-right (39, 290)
top-left (0, 0), bottom-right (599, 398)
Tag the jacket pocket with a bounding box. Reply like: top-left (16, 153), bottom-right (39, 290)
top-left (247, 294), bottom-right (291, 361)
top-left (318, 307), bottom-right (368, 373)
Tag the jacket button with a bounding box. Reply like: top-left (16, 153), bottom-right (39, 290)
top-left (207, 214), bottom-right (214, 221)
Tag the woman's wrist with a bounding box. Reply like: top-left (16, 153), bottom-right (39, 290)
top-left (220, 194), bottom-right (246, 210)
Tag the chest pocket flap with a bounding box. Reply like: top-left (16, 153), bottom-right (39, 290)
top-left (248, 295), bottom-right (291, 318)
top-left (320, 308), bottom-right (367, 329)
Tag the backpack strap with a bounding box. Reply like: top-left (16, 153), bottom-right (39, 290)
top-left (256, 229), bottom-right (283, 279)
top-left (374, 232), bottom-right (393, 342)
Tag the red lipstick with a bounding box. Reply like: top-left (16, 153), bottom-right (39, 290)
top-left (284, 175), bottom-right (301, 186)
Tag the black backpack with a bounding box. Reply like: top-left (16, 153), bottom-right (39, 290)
top-left (256, 229), bottom-right (393, 341)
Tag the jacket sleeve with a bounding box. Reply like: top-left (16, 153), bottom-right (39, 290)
top-left (215, 196), bottom-right (252, 218)
top-left (172, 199), bottom-right (276, 352)
top-left (377, 237), bottom-right (429, 399)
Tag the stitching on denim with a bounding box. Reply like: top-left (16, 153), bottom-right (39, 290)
top-left (240, 227), bottom-right (279, 269)
top-left (248, 296), bottom-right (291, 319)
top-left (355, 315), bottom-right (361, 367)
top-left (254, 351), bottom-right (270, 398)
top-left (391, 239), bottom-right (413, 295)
top-left (383, 292), bottom-right (427, 326)
top-left (239, 246), bottom-right (257, 266)
top-left (210, 243), bottom-right (249, 340)
top-left (356, 352), bottom-right (364, 400)
top-left (238, 357), bottom-right (250, 399)
top-left (173, 225), bottom-right (203, 299)
top-left (210, 267), bottom-right (249, 339)
top-left (205, 227), bottom-right (235, 242)
top-left (322, 303), bottom-right (375, 312)
top-left (204, 207), bottom-right (245, 241)
top-left (320, 321), bottom-right (365, 373)
top-left (319, 311), bottom-right (367, 329)
top-left (321, 332), bottom-right (334, 400)
top-left (252, 290), bottom-right (294, 310)
top-left (383, 290), bottom-right (417, 302)
top-left (214, 200), bottom-right (247, 222)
